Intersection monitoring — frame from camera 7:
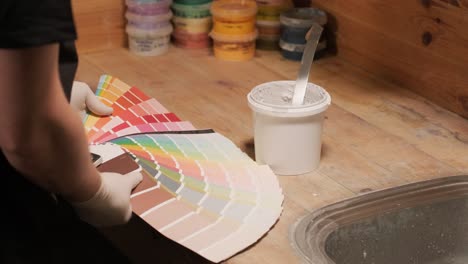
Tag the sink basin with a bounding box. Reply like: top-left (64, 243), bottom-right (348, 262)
top-left (290, 175), bottom-right (468, 264)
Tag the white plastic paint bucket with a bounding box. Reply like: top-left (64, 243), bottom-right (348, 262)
top-left (247, 81), bottom-right (331, 175)
top-left (126, 23), bottom-right (173, 56)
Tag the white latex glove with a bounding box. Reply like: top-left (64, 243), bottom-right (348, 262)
top-left (70, 81), bottom-right (113, 119)
top-left (72, 171), bottom-right (143, 227)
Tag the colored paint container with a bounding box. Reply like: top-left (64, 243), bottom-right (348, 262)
top-left (257, 0), bottom-right (292, 6)
top-left (256, 4), bottom-right (290, 21)
top-left (171, 2), bottom-right (212, 18)
top-left (256, 20), bottom-right (281, 37)
top-left (173, 37), bottom-right (211, 49)
top-left (172, 16), bottom-right (212, 34)
top-left (174, 0), bottom-right (211, 4)
top-left (279, 8), bottom-right (327, 45)
top-left (126, 23), bottom-right (173, 56)
top-left (127, 19), bottom-right (172, 30)
top-left (125, 10), bottom-right (173, 24)
top-left (210, 0), bottom-right (257, 35)
top-left (172, 30), bottom-right (211, 49)
top-left (210, 30), bottom-right (257, 61)
top-left (126, 0), bottom-right (173, 15)
top-left (279, 8), bottom-right (327, 60)
top-left (257, 35), bottom-right (280, 50)
top-left (279, 38), bottom-right (327, 61)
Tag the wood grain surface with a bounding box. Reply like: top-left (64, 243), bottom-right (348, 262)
top-left (76, 47), bottom-right (468, 263)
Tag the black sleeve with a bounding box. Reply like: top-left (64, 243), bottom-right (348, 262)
top-left (0, 0), bottom-right (77, 48)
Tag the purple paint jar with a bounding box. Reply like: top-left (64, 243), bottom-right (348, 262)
top-left (126, 0), bottom-right (173, 15)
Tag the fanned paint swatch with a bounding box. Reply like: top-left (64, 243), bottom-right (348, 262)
top-left (84, 76), bottom-right (185, 143)
top-left (86, 75), bottom-right (283, 263)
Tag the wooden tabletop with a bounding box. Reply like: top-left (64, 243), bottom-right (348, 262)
top-left (76, 47), bottom-right (468, 263)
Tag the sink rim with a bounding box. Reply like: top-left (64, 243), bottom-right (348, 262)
top-left (289, 175), bottom-right (468, 264)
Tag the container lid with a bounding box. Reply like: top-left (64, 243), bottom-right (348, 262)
top-left (256, 19), bottom-right (281, 27)
top-left (174, 0), bottom-right (212, 5)
top-left (280, 8), bottom-right (327, 28)
top-left (126, 23), bottom-right (173, 37)
top-left (171, 1), bottom-right (212, 9)
top-left (210, 0), bottom-right (257, 18)
top-left (256, 0), bottom-right (291, 6)
top-left (126, 0), bottom-right (173, 8)
top-left (127, 0), bottom-right (169, 3)
top-left (248, 81), bottom-right (331, 117)
top-left (172, 15), bottom-right (212, 25)
top-left (125, 10), bottom-right (173, 22)
top-left (210, 30), bottom-right (258, 42)
top-left (173, 29), bottom-right (210, 41)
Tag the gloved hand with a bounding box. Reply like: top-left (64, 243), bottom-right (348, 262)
top-left (72, 171), bottom-right (143, 227)
top-left (70, 81), bottom-right (113, 119)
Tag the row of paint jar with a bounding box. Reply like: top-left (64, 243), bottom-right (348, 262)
top-left (255, 0), bottom-right (292, 50)
top-left (209, 0), bottom-right (258, 61)
top-left (279, 8), bottom-right (328, 61)
top-left (125, 0), bottom-right (174, 56)
top-left (171, 0), bottom-right (213, 49)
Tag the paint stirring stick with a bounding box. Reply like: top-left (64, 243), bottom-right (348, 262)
top-left (291, 23), bottom-right (323, 106)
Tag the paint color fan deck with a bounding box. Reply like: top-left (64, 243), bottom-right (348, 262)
top-left (84, 75), bottom-right (284, 263)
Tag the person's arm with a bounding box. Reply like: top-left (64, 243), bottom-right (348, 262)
top-left (0, 44), bottom-right (100, 202)
top-left (0, 44), bottom-right (142, 226)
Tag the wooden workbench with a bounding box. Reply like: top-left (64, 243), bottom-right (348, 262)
top-left (76, 47), bottom-right (468, 263)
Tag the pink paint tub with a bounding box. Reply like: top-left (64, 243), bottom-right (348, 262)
top-left (172, 30), bottom-right (211, 49)
top-left (126, 0), bottom-right (173, 15)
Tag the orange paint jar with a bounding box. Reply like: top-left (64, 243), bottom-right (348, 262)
top-left (210, 30), bottom-right (257, 61)
top-left (210, 0), bottom-right (257, 35)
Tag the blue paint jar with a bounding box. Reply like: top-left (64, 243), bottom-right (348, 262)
top-left (279, 8), bottom-right (327, 61)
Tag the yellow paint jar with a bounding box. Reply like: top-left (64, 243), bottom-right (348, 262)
top-left (210, 0), bottom-right (257, 35)
top-left (210, 30), bottom-right (257, 61)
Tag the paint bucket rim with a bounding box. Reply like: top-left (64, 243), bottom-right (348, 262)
top-left (279, 8), bottom-right (327, 28)
top-left (247, 81), bottom-right (331, 117)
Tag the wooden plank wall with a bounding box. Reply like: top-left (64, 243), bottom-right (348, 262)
top-left (71, 0), bottom-right (126, 53)
top-left (311, 0), bottom-right (468, 119)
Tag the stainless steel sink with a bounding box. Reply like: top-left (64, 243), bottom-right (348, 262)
top-left (290, 175), bottom-right (468, 264)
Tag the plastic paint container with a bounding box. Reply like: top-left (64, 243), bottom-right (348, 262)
top-left (257, 35), bottom-right (280, 50)
top-left (174, 0), bottom-right (211, 4)
top-left (171, 2), bottom-right (212, 18)
top-left (126, 0), bottom-right (173, 15)
top-left (210, 0), bottom-right (257, 35)
top-left (173, 37), bottom-right (211, 49)
top-left (279, 38), bottom-right (327, 61)
top-left (257, 0), bottom-right (292, 6)
top-left (247, 81), bottom-right (331, 175)
top-left (210, 30), bottom-right (257, 61)
top-left (126, 23), bottom-right (173, 56)
top-left (173, 28), bottom-right (210, 40)
top-left (257, 4), bottom-right (290, 21)
top-left (172, 30), bottom-right (211, 48)
top-left (280, 8), bottom-right (327, 44)
top-left (127, 19), bottom-right (172, 30)
top-left (279, 8), bottom-right (327, 60)
top-left (256, 20), bottom-right (281, 36)
top-left (125, 10), bottom-right (173, 24)
top-left (172, 16), bottom-right (212, 34)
